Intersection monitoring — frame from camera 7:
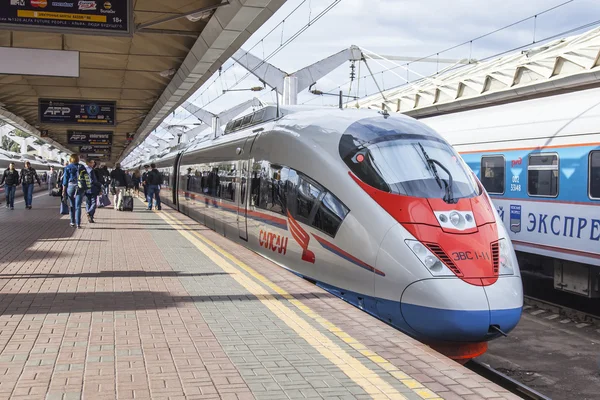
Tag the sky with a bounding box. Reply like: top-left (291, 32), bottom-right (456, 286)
top-left (148, 0), bottom-right (600, 146)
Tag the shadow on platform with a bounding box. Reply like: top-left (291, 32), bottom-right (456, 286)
top-left (0, 291), bottom-right (337, 314)
top-left (0, 270), bottom-right (229, 279)
top-left (0, 250), bottom-right (69, 264)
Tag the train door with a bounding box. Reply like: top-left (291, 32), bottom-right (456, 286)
top-left (172, 152), bottom-right (182, 211)
top-left (237, 137), bottom-right (256, 241)
top-left (237, 159), bottom-right (249, 241)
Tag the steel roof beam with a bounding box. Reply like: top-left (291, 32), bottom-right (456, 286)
top-left (122, 0), bottom-right (287, 162)
top-left (136, 1), bottom-right (230, 31)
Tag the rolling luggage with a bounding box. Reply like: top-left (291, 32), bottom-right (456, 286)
top-left (119, 190), bottom-right (134, 212)
top-left (97, 192), bottom-right (111, 208)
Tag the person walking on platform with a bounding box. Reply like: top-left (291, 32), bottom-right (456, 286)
top-left (62, 154), bottom-right (85, 228)
top-left (57, 161), bottom-right (67, 193)
top-left (97, 163), bottom-right (110, 194)
top-left (84, 159), bottom-right (102, 223)
top-left (142, 165), bottom-right (150, 202)
top-left (20, 161), bottom-right (41, 209)
top-left (48, 166), bottom-right (58, 195)
top-left (132, 169), bottom-right (141, 195)
top-left (1, 162), bottom-right (19, 210)
top-left (146, 163), bottom-right (162, 211)
top-left (110, 163), bottom-right (128, 210)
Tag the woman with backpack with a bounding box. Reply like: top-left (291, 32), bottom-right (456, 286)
top-left (62, 154), bottom-right (85, 228)
top-left (20, 161), bottom-right (41, 209)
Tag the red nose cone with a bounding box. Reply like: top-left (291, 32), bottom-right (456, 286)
top-left (349, 171), bottom-right (499, 285)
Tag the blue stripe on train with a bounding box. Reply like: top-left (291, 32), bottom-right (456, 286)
top-left (315, 281), bottom-right (520, 343)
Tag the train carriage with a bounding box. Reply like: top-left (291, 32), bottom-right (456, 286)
top-left (148, 105), bottom-right (523, 360)
top-left (421, 86), bottom-right (600, 298)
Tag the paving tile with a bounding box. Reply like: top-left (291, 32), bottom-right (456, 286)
top-left (0, 195), bottom-right (517, 400)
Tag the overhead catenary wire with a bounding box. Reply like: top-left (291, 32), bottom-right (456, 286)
top-left (175, 0), bottom-right (343, 126)
top-left (354, 17), bottom-right (600, 103)
top-left (181, 0), bottom-right (311, 112)
top-left (301, 1), bottom-right (591, 106)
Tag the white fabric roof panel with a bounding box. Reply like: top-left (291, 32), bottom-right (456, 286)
top-left (356, 27), bottom-right (600, 118)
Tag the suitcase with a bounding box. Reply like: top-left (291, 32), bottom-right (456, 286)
top-left (51, 188), bottom-right (61, 197)
top-left (97, 192), bottom-right (111, 208)
top-left (119, 193), bottom-right (134, 211)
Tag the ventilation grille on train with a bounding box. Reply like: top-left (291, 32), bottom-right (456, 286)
top-left (491, 241), bottom-right (500, 275)
top-left (425, 243), bottom-right (462, 276)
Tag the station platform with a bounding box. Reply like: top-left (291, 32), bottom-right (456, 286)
top-left (0, 193), bottom-right (519, 400)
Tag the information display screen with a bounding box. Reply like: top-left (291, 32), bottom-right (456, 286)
top-left (0, 1), bottom-right (131, 35)
top-left (79, 145), bottom-right (111, 154)
top-left (40, 99), bottom-right (116, 126)
top-left (67, 130), bottom-right (112, 145)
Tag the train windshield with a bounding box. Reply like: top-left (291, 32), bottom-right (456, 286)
top-left (340, 117), bottom-right (479, 200)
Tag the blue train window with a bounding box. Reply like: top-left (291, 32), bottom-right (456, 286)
top-left (528, 153), bottom-right (558, 197)
top-left (480, 156), bottom-right (505, 194)
top-left (590, 151), bottom-right (600, 200)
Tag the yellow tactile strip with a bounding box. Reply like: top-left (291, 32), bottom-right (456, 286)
top-left (157, 210), bottom-right (443, 400)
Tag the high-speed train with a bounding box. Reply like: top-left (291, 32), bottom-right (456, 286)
top-left (150, 105), bottom-right (523, 360)
top-left (420, 86), bottom-right (600, 299)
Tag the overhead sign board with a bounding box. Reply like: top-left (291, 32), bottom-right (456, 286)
top-left (67, 130), bottom-right (112, 145)
top-left (40, 99), bottom-right (116, 126)
top-left (83, 153), bottom-right (110, 161)
top-left (0, 0), bottom-right (132, 35)
top-left (79, 145), bottom-right (111, 154)
top-left (0, 48), bottom-right (79, 77)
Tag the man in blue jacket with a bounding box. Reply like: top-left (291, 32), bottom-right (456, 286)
top-left (84, 159), bottom-right (102, 223)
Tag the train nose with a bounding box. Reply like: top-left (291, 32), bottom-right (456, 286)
top-left (401, 279), bottom-right (490, 342)
top-left (400, 277), bottom-right (522, 342)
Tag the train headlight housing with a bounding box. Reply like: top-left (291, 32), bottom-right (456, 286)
top-left (405, 240), bottom-right (454, 276)
top-left (498, 238), bottom-right (515, 275)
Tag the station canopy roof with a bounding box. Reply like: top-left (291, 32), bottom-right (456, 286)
top-left (356, 26), bottom-right (600, 117)
top-left (0, 0), bottom-right (285, 164)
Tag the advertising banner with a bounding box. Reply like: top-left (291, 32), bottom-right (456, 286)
top-left (40, 99), bottom-right (116, 126)
top-left (79, 145), bottom-right (111, 154)
top-left (67, 130), bottom-right (112, 145)
top-left (0, 1), bottom-right (131, 35)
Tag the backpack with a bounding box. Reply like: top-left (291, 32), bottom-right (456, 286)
top-left (77, 166), bottom-right (91, 191)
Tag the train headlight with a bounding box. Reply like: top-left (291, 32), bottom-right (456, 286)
top-left (498, 238), bottom-right (514, 275)
top-left (449, 211), bottom-right (461, 227)
top-left (405, 240), bottom-right (454, 276)
top-left (411, 242), bottom-right (427, 256)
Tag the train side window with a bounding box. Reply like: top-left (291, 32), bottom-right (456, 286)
top-left (590, 151), bottom-right (600, 200)
top-left (312, 192), bottom-right (349, 236)
top-left (528, 153), bottom-right (559, 197)
top-left (217, 162), bottom-right (235, 202)
top-left (295, 176), bottom-right (323, 223)
top-left (480, 156), bottom-right (505, 194)
top-left (250, 162), bottom-right (262, 207)
top-left (205, 166), bottom-right (220, 197)
top-left (256, 162), bottom-right (286, 215)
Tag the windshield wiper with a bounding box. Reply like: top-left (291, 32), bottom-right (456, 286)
top-left (417, 142), bottom-right (457, 204)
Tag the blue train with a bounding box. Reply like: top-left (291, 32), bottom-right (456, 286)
top-left (421, 86), bottom-right (600, 298)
